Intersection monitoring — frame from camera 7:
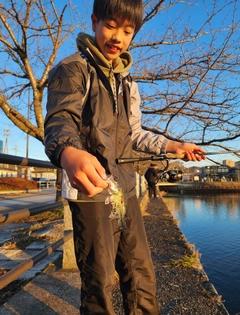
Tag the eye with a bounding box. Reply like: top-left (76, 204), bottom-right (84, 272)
top-left (124, 28), bottom-right (134, 35)
top-left (105, 21), bottom-right (116, 29)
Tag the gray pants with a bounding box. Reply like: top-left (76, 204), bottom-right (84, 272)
top-left (69, 196), bottom-right (159, 315)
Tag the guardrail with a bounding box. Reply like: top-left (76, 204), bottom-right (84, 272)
top-left (0, 153), bottom-right (74, 290)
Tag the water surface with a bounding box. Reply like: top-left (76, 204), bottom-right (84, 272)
top-left (163, 194), bottom-right (240, 315)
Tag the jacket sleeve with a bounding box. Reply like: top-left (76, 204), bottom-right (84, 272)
top-left (44, 54), bottom-right (90, 167)
top-left (129, 81), bottom-right (169, 156)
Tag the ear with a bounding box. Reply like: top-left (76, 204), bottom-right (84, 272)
top-left (91, 14), bottom-right (97, 32)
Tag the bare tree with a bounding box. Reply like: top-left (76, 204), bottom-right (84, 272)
top-left (0, 0), bottom-right (239, 157)
top-left (0, 0), bottom-right (79, 143)
top-left (131, 0), bottom-right (240, 154)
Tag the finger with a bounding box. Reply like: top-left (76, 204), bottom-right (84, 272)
top-left (194, 146), bottom-right (206, 153)
top-left (79, 184), bottom-right (105, 197)
top-left (195, 154), bottom-right (203, 161)
top-left (90, 156), bottom-right (108, 181)
top-left (83, 185), bottom-right (105, 198)
top-left (184, 151), bottom-right (193, 161)
top-left (185, 151), bottom-right (197, 161)
top-left (84, 163), bottom-right (108, 189)
top-left (190, 152), bottom-right (197, 161)
top-left (72, 172), bottom-right (106, 197)
top-left (194, 151), bottom-right (207, 160)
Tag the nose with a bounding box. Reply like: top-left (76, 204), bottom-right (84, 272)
top-left (112, 29), bottom-right (121, 42)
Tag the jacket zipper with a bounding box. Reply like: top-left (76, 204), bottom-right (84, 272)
top-left (109, 65), bottom-right (118, 117)
top-left (112, 72), bottom-right (129, 193)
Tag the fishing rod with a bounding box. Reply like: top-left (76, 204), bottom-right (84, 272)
top-left (116, 150), bottom-right (240, 164)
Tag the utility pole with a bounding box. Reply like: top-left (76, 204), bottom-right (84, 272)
top-left (2, 127), bottom-right (11, 169)
top-left (12, 145), bottom-right (19, 155)
top-left (3, 127), bottom-right (10, 154)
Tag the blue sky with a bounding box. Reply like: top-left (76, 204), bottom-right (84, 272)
top-left (1, 0), bottom-right (239, 168)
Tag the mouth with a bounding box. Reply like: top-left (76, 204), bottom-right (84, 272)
top-left (107, 43), bottom-right (121, 53)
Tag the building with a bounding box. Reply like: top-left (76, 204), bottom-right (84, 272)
top-left (0, 164), bottom-right (18, 177)
top-left (201, 163), bottom-right (238, 182)
top-left (31, 167), bottom-right (56, 180)
top-left (235, 161), bottom-right (240, 182)
top-left (223, 159), bottom-right (235, 168)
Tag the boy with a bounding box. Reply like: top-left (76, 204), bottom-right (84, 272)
top-left (44, 0), bottom-right (206, 314)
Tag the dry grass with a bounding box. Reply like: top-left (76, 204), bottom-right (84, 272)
top-left (2, 209), bottom-right (64, 250)
top-left (169, 250), bottom-right (202, 270)
top-left (201, 287), bottom-right (223, 303)
top-left (2, 235), bottom-right (42, 250)
top-left (0, 177), bottom-right (38, 191)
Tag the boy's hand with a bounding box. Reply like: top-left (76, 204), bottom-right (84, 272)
top-left (166, 141), bottom-right (206, 162)
top-left (60, 147), bottom-right (108, 197)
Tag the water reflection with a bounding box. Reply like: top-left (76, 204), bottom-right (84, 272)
top-left (163, 194), bottom-right (240, 315)
top-left (164, 194), bottom-right (240, 221)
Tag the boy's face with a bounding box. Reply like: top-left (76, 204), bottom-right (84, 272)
top-left (91, 14), bottom-right (135, 64)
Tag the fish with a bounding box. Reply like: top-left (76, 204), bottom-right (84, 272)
top-left (105, 175), bottom-right (130, 234)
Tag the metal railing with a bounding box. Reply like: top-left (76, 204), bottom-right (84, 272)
top-left (0, 153), bottom-right (72, 290)
top-left (0, 201), bottom-right (65, 224)
top-left (0, 230), bottom-right (73, 290)
top-left (0, 153), bottom-right (55, 168)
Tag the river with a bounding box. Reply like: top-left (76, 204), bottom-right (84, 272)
top-left (163, 194), bottom-right (240, 315)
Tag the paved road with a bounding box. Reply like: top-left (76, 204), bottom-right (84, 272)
top-left (0, 190), bottom-right (56, 213)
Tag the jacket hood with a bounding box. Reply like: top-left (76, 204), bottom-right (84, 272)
top-left (76, 32), bottom-right (132, 76)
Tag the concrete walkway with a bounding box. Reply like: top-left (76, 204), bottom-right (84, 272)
top-left (0, 197), bottom-right (230, 315)
top-left (0, 240), bottom-right (62, 280)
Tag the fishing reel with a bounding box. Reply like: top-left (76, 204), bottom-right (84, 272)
top-left (158, 170), bottom-right (184, 183)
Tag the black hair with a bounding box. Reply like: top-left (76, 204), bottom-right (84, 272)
top-left (93, 0), bottom-right (143, 32)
